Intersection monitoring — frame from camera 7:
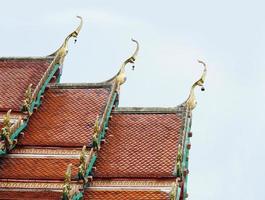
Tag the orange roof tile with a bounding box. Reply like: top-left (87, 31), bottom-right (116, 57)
top-left (0, 190), bottom-right (62, 199)
top-left (94, 111), bottom-right (185, 178)
top-left (84, 190), bottom-right (170, 200)
top-left (0, 58), bottom-right (54, 112)
top-left (0, 157), bottom-right (79, 180)
top-left (18, 85), bottom-right (112, 147)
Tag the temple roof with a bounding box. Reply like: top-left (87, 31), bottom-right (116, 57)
top-left (0, 57), bottom-right (54, 111)
top-left (18, 83), bottom-right (113, 147)
top-left (94, 107), bottom-right (186, 178)
top-left (0, 155), bottom-right (79, 180)
top-left (0, 16), bottom-right (207, 200)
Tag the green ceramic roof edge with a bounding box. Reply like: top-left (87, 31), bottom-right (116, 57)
top-left (182, 114), bottom-right (192, 199)
top-left (83, 88), bottom-right (118, 182)
top-left (33, 63), bottom-right (60, 108)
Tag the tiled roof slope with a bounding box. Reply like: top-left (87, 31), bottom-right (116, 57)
top-left (18, 83), bottom-right (112, 147)
top-left (0, 156), bottom-right (79, 180)
top-left (84, 190), bottom-right (170, 200)
top-left (0, 191), bottom-right (62, 200)
top-left (0, 57), bottom-right (54, 111)
top-left (94, 107), bottom-right (186, 178)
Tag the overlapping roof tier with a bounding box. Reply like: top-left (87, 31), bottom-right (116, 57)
top-left (18, 84), bottom-right (112, 147)
top-left (94, 107), bottom-right (186, 178)
top-left (0, 16), bottom-right (207, 200)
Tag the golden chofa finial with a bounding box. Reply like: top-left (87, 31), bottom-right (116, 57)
top-left (114, 39), bottom-right (139, 89)
top-left (50, 16), bottom-right (83, 64)
top-left (184, 60), bottom-right (207, 110)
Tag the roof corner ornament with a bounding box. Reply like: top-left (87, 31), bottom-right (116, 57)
top-left (22, 84), bottom-right (33, 115)
top-left (115, 38), bottom-right (139, 91)
top-left (51, 16), bottom-right (83, 65)
top-left (183, 60), bottom-right (207, 110)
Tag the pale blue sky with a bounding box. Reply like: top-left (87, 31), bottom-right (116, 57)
top-left (1, 1), bottom-right (264, 199)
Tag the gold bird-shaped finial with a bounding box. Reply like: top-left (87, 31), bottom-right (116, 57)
top-left (115, 38), bottom-right (139, 90)
top-left (184, 60), bottom-right (207, 110)
top-left (50, 16), bottom-right (83, 64)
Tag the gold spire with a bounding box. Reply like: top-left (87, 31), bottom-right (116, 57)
top-left (50, 16), bottom-right (83, 64)
top-left (183, 60), bottom-right (207, 110)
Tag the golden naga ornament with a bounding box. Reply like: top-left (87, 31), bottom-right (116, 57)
top-left (50, 16), bottom-right (83, 65)
top-left (175, 144), bottom-right (183, 179)
top-left (1, 110), bottom-right (13, 151)
top-left (22, 84), bottom-right (33, 114)
top-left (184, 60), bottom-right (207, 110)
top-left (63, 164), bottom-right (72, 200)
top-left (62, 163), bottom-right (81, 200)
top-left (3, 109), bottom-right (12, 128)
top-left (78, 145), bottom-right (88, 182)
top-left (92, 116), bottom-right (101, 150)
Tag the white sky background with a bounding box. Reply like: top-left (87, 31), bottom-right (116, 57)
top-left (1, 1), bottom-right (264, 199)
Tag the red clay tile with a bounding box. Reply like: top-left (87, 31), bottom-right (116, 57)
top-left (84, 190), bottom-right (169, 200)
top-left (0, 58), bottom-right (53, 111)
top-left (18, 87), bottom-right (111, 147)
top-left (0, 191), bottom-right (61, 199)
top-left (0, 157), bottom-right (79, 180)
top-left (94, 113), bottom-right (184, 178)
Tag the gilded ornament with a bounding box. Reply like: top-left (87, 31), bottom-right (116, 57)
top-left (115, 39), bottom-right (139, 88)
top-left (22, 84), bottom-right (33, 114)
top-left (184, 60), bottom-right (207, 110)
top-left (50, 16), bottom-right (83, 65)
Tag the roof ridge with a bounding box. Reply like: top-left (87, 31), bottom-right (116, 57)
top-left (113, 106), bottom-right (185, 114)
top-left (49, 82), bottom-right (114, 89)
top-left (0, 56), bottom-right (55, 60)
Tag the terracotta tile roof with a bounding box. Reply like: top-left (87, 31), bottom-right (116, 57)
top-left (0, 157), bottom-right (79, 180)
top-left (84, 190), bottom-right (170, 200)
top-left (0, 190), bottom-right (61, 199)
top-left (18, 86), bottom-right (111, 147)
top-left (94, 112), bottom-right (185, 178)
top-left (0, 58), bottom-right (53, 112)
